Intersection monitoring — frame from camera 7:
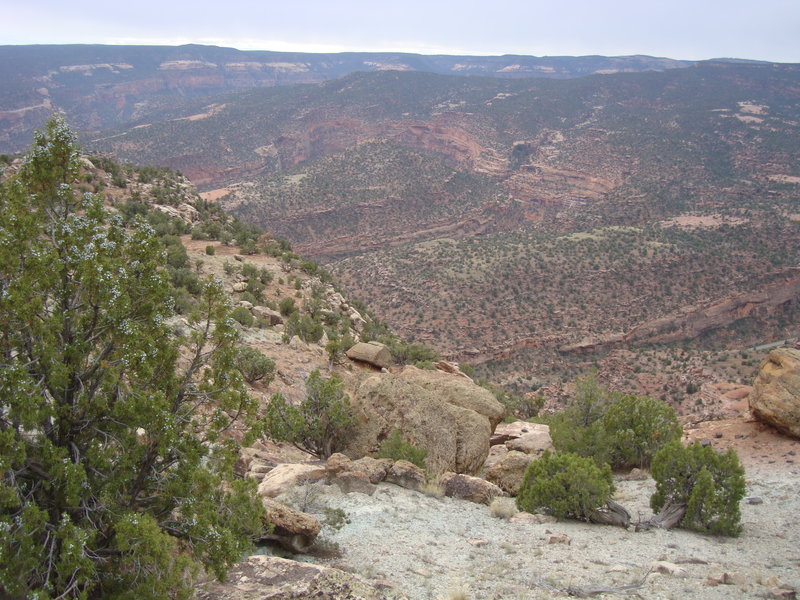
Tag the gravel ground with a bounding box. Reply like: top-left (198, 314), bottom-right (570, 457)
top-left (288, 462), bottom-right (800, 600)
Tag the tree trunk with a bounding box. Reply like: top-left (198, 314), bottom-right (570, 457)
top-left (587, 499), bottom-right (631, 527)
top-left (635, 501), bottom-right (686, 531)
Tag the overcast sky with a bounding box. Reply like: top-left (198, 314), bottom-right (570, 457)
top-left (2, 0), bottom-right (798, 62)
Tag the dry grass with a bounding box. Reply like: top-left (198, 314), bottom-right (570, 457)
top-left (420, 475), bottom-right (446, 499)
top-left (489, 497), bottom-right (518, 520)
top-left (439, 582), bottom-right (470, 600)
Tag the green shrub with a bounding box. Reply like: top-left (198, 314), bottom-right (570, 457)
top-left (377, 430), bottom-right (428, 469)
top-left (279, 297), bottom-right (297, 317)
top-left (650, 441), bottom-right (746, 536)
top-left (236, 347), bottom-right (276, 384)
top-left (264, 371), bottom-right (354, 458)
top-left (516, 452), bottom-right (614, 520)
top-left (286, 314), bottom-right (324, 343)
top-left (543, 372), bottom-right (681, 469)
top-left (223, 260), bottom-right (237, 275)
top-left (602, 394), bottom-right (682, 468)
top-left (238, 291), bottom-right (259, 305)
top-left (205, 244), bottom-right (215, 255)
top-left (241, 263), bottom-right (259, 279)
top-left (548, 417), bottom-right (611, 466)
top-left (232, 306), bottom-right (254, 327)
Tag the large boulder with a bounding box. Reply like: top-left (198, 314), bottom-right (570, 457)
top-left (341, 372), bottom-right (493, 474)
top-left (196, 555), bottom-right (389, 600)
top-left (440, 472), bottom-right (506, 505)
top-left (325, 453), bottom-right (391, 484)
top-left (398, 366), bottom-right (506, 429)
top-left (260, 498), bottom-right (321, 553)
top-left (504, 424), bottom-right (554, 457)
top-left (257, 463), bottom-right (327, 498)
top-left (485, 450), bottom-right (534, 495)
top-left (385, 460), bottom-right (427, 491)
top-left (749, 348), bottom-right (800, 439)
top-left (346, 341), bottom-right (393, 369)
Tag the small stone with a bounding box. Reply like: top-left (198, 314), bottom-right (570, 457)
top-left (548, 534), bottom-right (571, 545)
top-left (412, 569), bottom-right (431, 578)
top-left (467, 538), bottom-right (489, 547)
top-left (747, 496), bottom-right (764, 505)
top-left (720, 572), bottom-right (748, 586)
top-left (510, 512), bottom-right (557, 525)
top-left (715, 432), bottom-right (724, 438)
top-left (607, 565), bottom-right (629, 573)
top-left (768, 586), bottom-right (797, 599)
top-left (675, 556), bottom-right (709, 565)
top-left (651, 561), bottom-right (688, 578)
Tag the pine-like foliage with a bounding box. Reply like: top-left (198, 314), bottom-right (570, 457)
top-left (264, 370), bottom-right (354, 459)
top-left (601, 394), bottom-right (682, 468)
top-left (516, 451), bottom-right (614, 520)
top-left (377, 430), bottom-right (428, 469)
top-left (650, 441), bottom-right (746, 536)
top-left (0, 117), bottom-right (264, 599)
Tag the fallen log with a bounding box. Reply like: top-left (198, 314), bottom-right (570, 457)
top-left (587, 499), bottom-right (631, 528)
top-left (635, 501), bottom-right (686, 531)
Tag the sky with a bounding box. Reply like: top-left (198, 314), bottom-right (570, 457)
top-left (1, 0), bottom-right (798, 63)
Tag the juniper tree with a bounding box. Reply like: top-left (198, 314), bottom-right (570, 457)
top-left (0, 117), bottom-right (263, 599)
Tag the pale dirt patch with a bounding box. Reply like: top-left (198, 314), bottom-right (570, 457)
top-left (738, 102), bottom-right (768, 115)
top-left (660, 214), bottom-right (749, 230)
top-left (735, 114), bottom-right (764, 124)
top-left (174, 103), bottom-right (227, 122)
top-left (199, 187), bottom-right (235, 202)
top-left (769, 174), bottom-right (800, 184)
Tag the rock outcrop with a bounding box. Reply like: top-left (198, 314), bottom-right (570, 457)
top-left (341, 369), bottom-right (502, 474)
top-left (485, 450), bottom-right (534, 495)
top-left (196, 555), bottom-right (389, 600)
top-left (397, 366), bottom-right (505, 428)
top-left (440, 472), bottom-right (506, 505)
top-left (346, 341), bottom-right (393, 369)
top-left (257, 463), bottom-right (327, 498)
top-left (749, 348), bottom-right (800, 439)
top-left (492, 421), bottom-right (554, 457)
top-left (260, 498), bottom-right (321, 553)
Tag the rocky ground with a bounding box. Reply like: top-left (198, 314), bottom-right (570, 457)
top-left (260, 417), bottom-right (799, 600)
top-left (179, 235), bottom-right (799, 600)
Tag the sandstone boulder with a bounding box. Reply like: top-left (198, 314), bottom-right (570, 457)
top-left (385, 460), bottom-right (426, 491)
top-left (341, 372), bottom-right (492, 474)
top-left (492, 420), bottom-right (547, 445)
top-left (260, 498), bottom-right (321, 553)
top-left (485, 450), bottom-right (533, 495)
top-left (334, 471), bottom-right (377, 495)
top-left (505, 424), bottom-right (554, 457)
top-left (349, 457), bottom-right (391, 483)
top-left (252, 305), bottom-right (283, 325)
top-left (440, 472), bottom-right (505, 505)
top-left (749, 348), bottom-right (800, 439)
top-left (346, 341), bottom-right (392, 368)
top-left (196, 555), bottom-right (389, 600)
top-left (398, 366), bottom-right (506, 428)
top-left (257, 463), bottom-right (327, 498)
